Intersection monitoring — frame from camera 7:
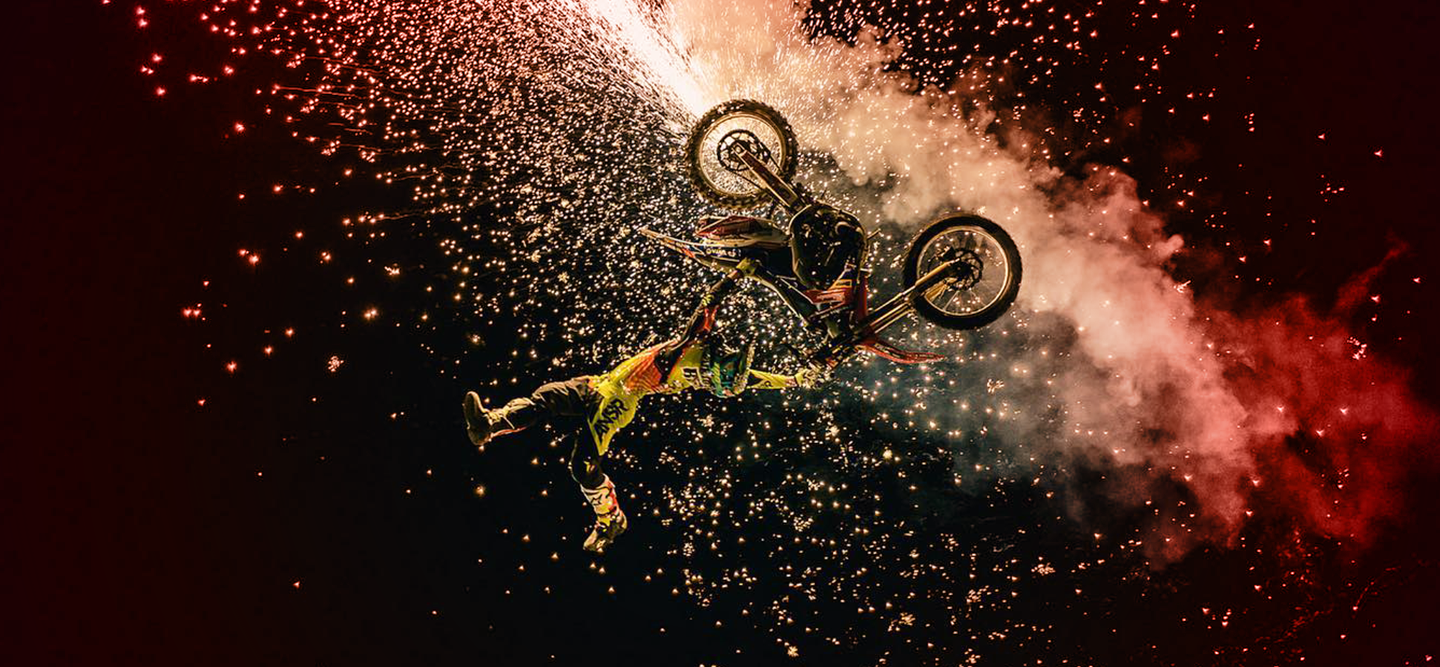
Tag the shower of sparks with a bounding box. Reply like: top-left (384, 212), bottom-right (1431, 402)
top-left (144, 0), bottom-right (1433, 663)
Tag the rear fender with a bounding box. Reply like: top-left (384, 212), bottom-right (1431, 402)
top-left (695, 216), bottom-right (789, 249)
top-left (697, 215), bottom-right (771, 238)
top-left (640, 228), bottom-right (747, 272)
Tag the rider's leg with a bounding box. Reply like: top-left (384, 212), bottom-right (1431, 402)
top-left (462, 393), bottom-right (528, 447)
top-left (569, 433), bottom-right (626, 553)
top-left (464, 378), bottom-right (596, 448)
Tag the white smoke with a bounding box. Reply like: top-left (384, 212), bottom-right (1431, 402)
top-left (662, 0), bottom-right (1272, 554)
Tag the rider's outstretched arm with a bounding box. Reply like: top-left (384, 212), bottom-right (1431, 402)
top-left (747, 364), bottom-right (827, 390)
top-left (746, 369), bottom-right (800, 390)
top-left (675, 259), bottom-right (756, 346)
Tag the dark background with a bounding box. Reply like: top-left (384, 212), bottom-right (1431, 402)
top-left (5, 1), bottom-right (1438, 665)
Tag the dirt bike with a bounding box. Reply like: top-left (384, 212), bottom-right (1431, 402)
top-left (642, 99), bottom-right (1022, 369)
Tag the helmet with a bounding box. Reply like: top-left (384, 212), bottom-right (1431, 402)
top-left (702, 341), bottom-right (754, 397)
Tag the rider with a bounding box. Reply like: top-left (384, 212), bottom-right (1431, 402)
top-left (462, 259), bottom-right (823, 553)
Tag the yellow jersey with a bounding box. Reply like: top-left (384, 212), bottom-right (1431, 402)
top-left (584, 341), bottom-right (796, 454)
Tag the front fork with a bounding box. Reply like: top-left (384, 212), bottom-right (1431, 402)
top-left (863, 261), bottom-right (956, 333)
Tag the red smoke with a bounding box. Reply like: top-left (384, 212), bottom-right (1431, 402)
top-left (1202, 260), bottom-right (1437, 547)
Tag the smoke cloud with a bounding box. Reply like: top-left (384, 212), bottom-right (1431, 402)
top-left (660, 0), bottom-right (1435, 560)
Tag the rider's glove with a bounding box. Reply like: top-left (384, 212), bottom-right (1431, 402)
top-left (794, 364), bottom-right (830, 388)
top-left (734, 258), bottom-right (759, 278)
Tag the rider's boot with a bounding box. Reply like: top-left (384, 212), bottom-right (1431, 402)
top-left (462, 391), bottom-right (527, 449)
top-left (580, 475), bottom-right (627, 554)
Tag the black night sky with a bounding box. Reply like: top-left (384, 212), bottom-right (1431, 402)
top-left (7, 1), bottom-right (1440, 665)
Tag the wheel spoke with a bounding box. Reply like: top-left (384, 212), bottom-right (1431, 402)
top-left (917, 226), bottom-right (1012, 317)
top-left (904, 214), bottom-right (1020, 329)
top-left (943, 287), bottom-right (969, 313)
top-left (698, 111), bottom-right (790, 199)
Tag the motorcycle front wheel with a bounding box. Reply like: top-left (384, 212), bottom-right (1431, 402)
top-left (685, 99), bottom-right (799, 209)
top-left (902, 214), bottom-right (1022, 330)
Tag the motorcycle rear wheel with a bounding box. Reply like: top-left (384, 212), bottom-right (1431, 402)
top-left (685, 99), bottom-right (799, 209)
top-left (902, 214), bottom-right (1022, 330)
